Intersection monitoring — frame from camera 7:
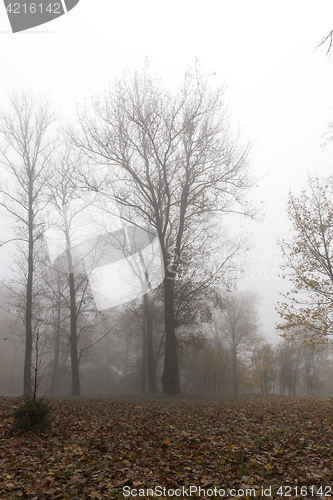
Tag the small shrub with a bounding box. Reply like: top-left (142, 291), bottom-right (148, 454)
top-left (13, 396), bottom-right (54, 434)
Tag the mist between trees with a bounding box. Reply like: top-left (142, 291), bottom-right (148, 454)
top-left (0, 65), bottom-right (332, 398)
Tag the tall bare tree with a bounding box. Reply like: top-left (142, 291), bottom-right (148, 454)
top-left (72, 65), bottom-right (256, 393)
top-left (45, 145), bottom-right (116, 395)
top-left (0, 90), bottom-right (55, 395)
top-left (45, 147), bottom-right (94, 395)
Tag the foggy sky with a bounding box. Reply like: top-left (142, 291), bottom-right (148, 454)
top-left (1, 0), bottom-right (333, 341)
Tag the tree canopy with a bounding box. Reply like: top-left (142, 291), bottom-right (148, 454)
top-left (277, 177), bottom-right (333, 349)
top-left (72, 65), bottom-right (257, 393)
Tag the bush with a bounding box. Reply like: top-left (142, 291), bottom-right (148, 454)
top-left (13, 396), bottom-right (54, 434)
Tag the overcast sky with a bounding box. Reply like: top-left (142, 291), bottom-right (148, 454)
top-left (1, 1), bottom-right (333, 341)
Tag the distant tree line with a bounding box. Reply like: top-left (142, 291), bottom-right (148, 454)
top-left (0, 285), bottom-right (330, 397)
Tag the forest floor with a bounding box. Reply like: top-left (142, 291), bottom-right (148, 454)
top-left (0, 394), bottom-right (333, 499)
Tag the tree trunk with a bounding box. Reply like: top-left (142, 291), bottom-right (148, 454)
top-left (64, 210), bottom-right (80, 396)
top-left (68, 270), bottom-right (80, 395)
top-left (106, 339), bottom-right (111, 392)
top-left (24, 277), bottom-right (33, 395)
top-left (161, 278), bottom-right (181, 394)
top-left (232, 352), bottom-right (238, 395)
top-left (125, 341), bottom-right (129, 393)
top-left (24, 188), bottom-right (34, 396)
top-left (144, 293), bottom-right (158, 393)
top-left (49, 287), bottom-right (61, 395)
top-left (141, 312), bottom-right (147, 394)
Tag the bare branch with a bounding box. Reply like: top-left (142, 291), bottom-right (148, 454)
top-left (316, 30), bottom-right (333, 57)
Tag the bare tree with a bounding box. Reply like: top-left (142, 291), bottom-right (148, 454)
top-left (46, 269), bottom-right (67, 395)
top-left (45, 148), bottom-right (91, 395)
top-left (71, 64), bottom-right (256, 393)
top-left (303, 347), bottom-right (322, 396)
top-left (45, 146), bottom-right (116, 395)
top-left (0, 90), bottom-right (55, 395)
top-left (217, 289), bottom-right (260, 395)
top-left (250, 340), bottom-right (275, 395)
top-left (275, 340), bottom-right (303, 396)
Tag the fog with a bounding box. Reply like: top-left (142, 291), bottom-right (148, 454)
top-left (1, 1), bottom-right (333, 396)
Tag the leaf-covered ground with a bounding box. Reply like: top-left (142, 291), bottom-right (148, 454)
top-left (1, 394), bottom-right (333, 499)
